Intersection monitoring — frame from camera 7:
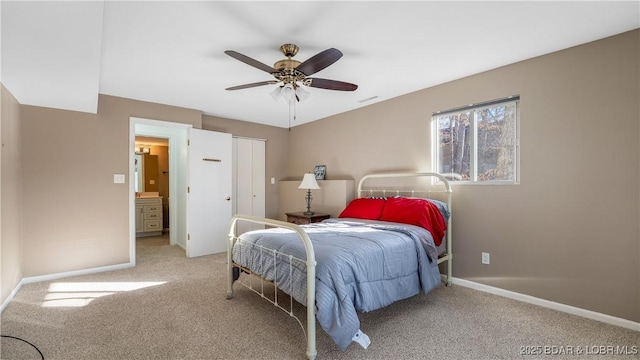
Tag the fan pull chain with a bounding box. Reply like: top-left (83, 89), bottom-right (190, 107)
top-left (288, 97), bottom-right (298, 130)
top-left (288, 100), bottom-right (292, 130)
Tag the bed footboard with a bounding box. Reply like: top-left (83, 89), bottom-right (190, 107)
top-left (227, 214), bottom-right (318, 360)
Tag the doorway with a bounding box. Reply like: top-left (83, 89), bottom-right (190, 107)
top-left (129, 117), bottom-right (190, 264)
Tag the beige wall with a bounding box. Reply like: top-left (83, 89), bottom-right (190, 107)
top-left (288, 30), bottom-right (640, 322)
top-left (1, 84), bottom-right (23, 305)
top-left (20, 94), bottom-right (202, 277)
top-left (3, 92), bottom-right (289, 301)
top-left (202, 115), bottom-right (289, 219)
top-left (278, 180), bottom-right (355, 220)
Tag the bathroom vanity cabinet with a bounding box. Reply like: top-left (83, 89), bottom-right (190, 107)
top-left (135, 196), bottom-right (163, 237)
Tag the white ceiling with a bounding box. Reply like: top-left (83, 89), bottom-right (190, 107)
top-left (2, 1), bottom-right (638, 128)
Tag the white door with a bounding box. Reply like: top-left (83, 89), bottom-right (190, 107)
top-left (233, 138), bottom-right (265, 234)
top-left (251, 140), bottom-right (266, 220)
top-left (187, 128), bottom-right (232, 257)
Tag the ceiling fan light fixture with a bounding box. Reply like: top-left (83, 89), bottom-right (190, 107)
top-left (270, 86), bottom-right (282, 102)
top-left (295, 86), bottom-right (310, 102)
top-left (270, 83), bottom-right (296, 103)
top-left (270, 83), bottom-right (311, 104)
top-left (281, 83), bottom-right (296, 102)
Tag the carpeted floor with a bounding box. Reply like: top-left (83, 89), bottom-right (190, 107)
top-left (1, 234), bottom-right (638, 359)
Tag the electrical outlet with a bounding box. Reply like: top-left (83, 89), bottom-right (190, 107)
top-left (482, 252), bottom-right (490, 265)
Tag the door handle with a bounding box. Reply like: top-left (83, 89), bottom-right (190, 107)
top-left (226, 196), bottom-right (231, 201)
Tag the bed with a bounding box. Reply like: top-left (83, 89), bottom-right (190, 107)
top-left (226, 172), bottom-right (452, 360)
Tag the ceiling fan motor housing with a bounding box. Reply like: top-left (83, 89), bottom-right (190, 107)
top-left (273, 58), bottom-right (305, 85)
top-left (273, 59), bottom-right (301, 72)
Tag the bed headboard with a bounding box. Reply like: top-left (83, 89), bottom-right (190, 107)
top-left (357, 172), bottom-right (452, 208)
top-left (357, 172), bottom-right (453, 286)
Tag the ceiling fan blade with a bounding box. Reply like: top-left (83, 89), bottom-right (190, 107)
top-left (225, 80), bottom-right (279, 91)
top-left (296, 48), bottom-right (343, 76)
top-left (306, 78), bottom-right (358, 91)
top-left (224, 50), bottom-right (277, 74)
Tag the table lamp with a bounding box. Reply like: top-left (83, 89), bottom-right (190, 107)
top-left (298, 173), bottom-right (320, 215)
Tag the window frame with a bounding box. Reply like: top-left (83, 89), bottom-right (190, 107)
top-left (432, 96), bottom-right (520, 185)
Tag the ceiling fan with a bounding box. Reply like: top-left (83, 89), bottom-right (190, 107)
top-left (224, 44), bottom-right (358, 102)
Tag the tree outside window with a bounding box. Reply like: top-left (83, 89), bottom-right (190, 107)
top-left (434, 98), bottom-right (519, 183)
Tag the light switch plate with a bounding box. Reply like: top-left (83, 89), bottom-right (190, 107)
top-left (114, 174), bottom-right (126, 184)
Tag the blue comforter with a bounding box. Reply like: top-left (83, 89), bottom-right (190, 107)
top-left (232, 218), bottom-right (441, 350)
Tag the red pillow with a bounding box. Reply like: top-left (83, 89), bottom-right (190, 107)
top-left (379, 197), bottom-right (447, 246)
top-left (338, 198), bottom-right (386, 220)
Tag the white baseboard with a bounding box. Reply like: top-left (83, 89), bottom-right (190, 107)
top-left (1, 281), bottom-right (24, 313)
top-left (1, 261), bottom-right (134, 313)
top-left (451, 277), bottom-right (640, 332)
top-left (21, 262), bottom-right (134, 285)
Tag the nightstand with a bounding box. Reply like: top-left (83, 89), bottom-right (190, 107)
top-left (286, 212), bottom-right (330, 225)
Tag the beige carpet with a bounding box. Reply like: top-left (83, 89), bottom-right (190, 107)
top-left (1, 234), bottom-right (638, 359)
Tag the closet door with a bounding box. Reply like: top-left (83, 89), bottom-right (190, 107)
top-left (233, 138), bottom-right (265, 234)
top-left (251, 140), bottom-right (265, 219)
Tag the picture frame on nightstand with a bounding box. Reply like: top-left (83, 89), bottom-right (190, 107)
top-left (314, 165), bottom-right (326, 180)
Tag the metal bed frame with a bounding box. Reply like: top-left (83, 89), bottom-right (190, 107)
top-left (226, 172), bottom-right (452, 360)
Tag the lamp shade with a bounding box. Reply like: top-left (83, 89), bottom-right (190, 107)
top-left (281, 83), bottom-right (296, 102)
top-left (270, 86), bottom-right (282, 102)
top-left (295, 86), bottom-right (310, 101)
top-left (298, 173), bottom-right (320, 190)
top-left (270, 83), bottom-right (311, 104)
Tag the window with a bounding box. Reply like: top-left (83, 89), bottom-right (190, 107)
top-left (433, 96), bottom-right (519, 183)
